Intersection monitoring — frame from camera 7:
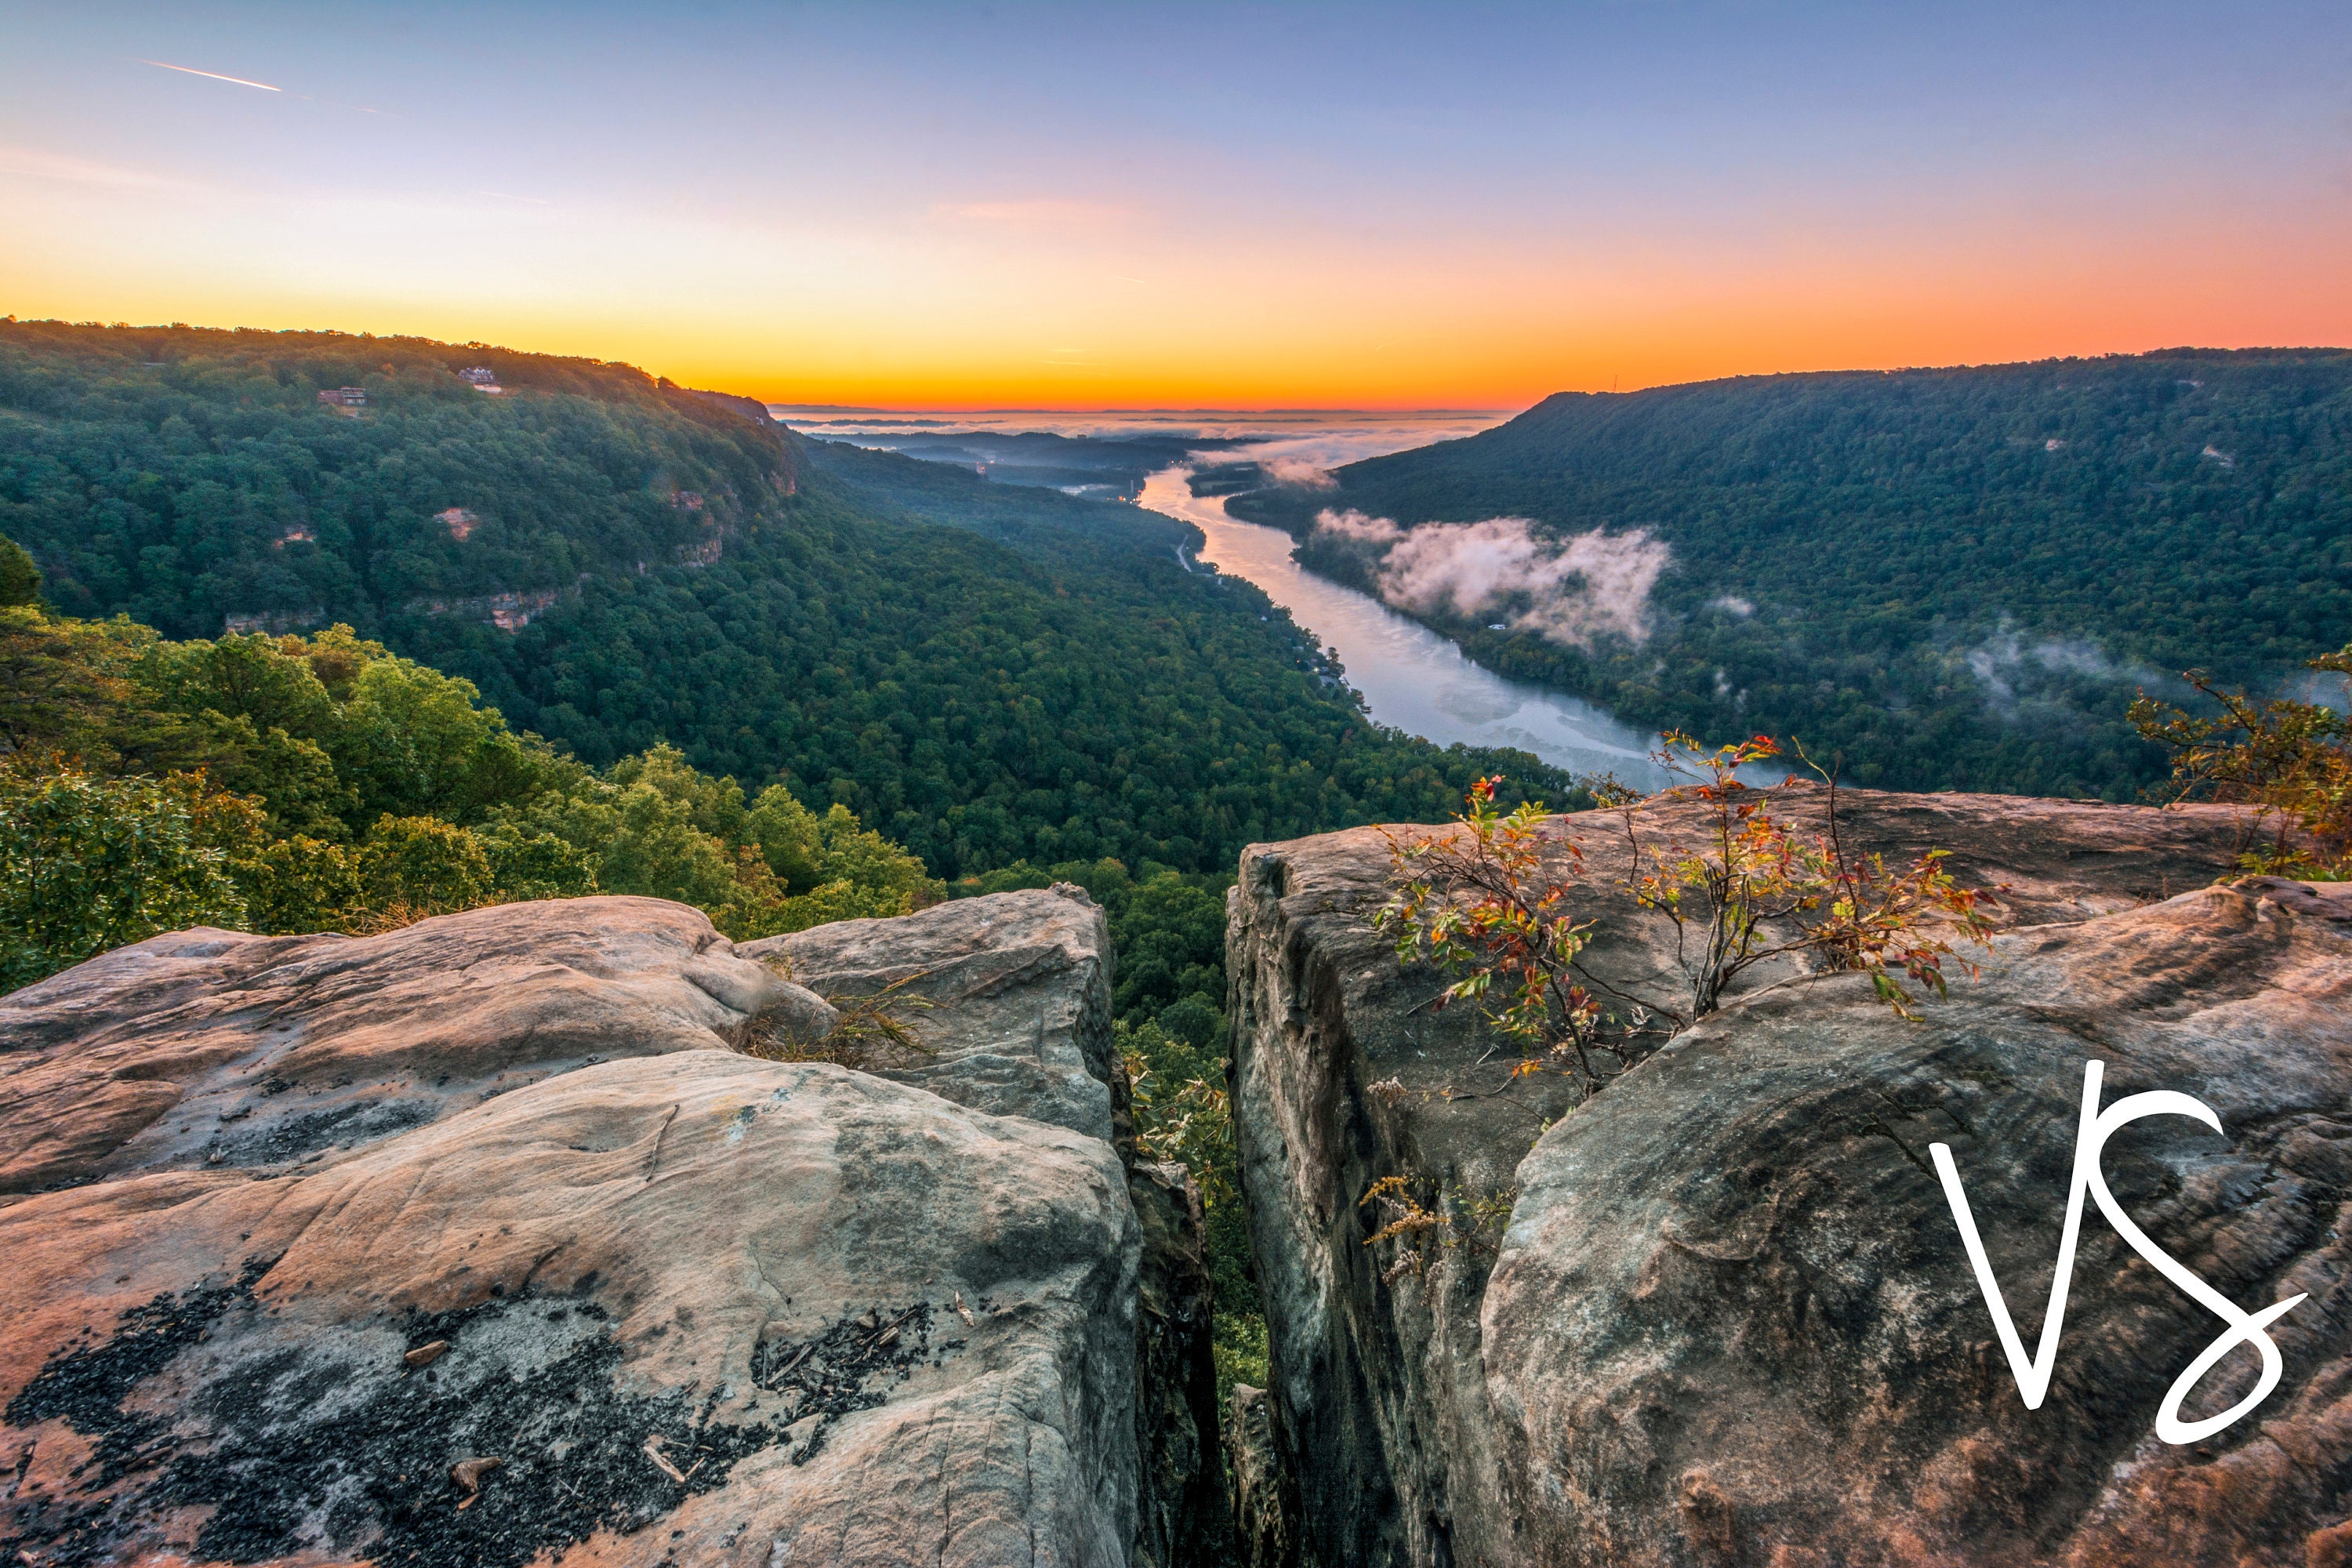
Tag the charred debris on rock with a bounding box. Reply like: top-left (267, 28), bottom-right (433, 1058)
top-left (5, 1268), bottom-right (961, 1568)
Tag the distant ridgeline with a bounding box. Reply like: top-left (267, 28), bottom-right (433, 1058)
top-left (0, 320), bottom-right (1580, 882)
top-left (1227, 350), bottom-right (2352, 797)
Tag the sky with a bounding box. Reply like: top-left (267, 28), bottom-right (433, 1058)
top-left (3, 1), bottom-right (2348, 408)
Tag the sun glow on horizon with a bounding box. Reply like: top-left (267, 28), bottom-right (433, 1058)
top-left (4, 5), bottom-right (2347, 407)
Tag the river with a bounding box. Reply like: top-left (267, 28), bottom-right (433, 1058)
top-left (1135, 467), bottom-right (1675, 790)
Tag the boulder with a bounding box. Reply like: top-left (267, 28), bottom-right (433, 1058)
top-left (1224, 789), bottom-right (2260, 1566)
top-left (2, 1051), bottom-right (1139, 1567)
top-left (741, 884), bottom-right (1121, 1142)
top-left (2, 888), bottom-right (1215, 1568)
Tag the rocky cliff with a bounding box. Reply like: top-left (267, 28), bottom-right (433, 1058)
top-left (1, 887), bottom-right (1221, 1568)
top-left (1225, 788), bottom-right (2352, 1566)
top-left (16, 781), bottom-right (2344, 1567)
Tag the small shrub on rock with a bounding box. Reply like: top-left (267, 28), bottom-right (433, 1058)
top-left (743, 964), bottom-right (935, 1073)
top-left (2129, 642), bottom-right (2352, 876)
top-left (1375, 732), bottom-right (1998, 1097)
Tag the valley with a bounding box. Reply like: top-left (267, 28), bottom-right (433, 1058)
top-left (1226, 351), bottom-right (2352, 800)
top-left (5, 325), bottom-right (2349, 1568)
top-left (8, 5), bottom-right (2348, 1562)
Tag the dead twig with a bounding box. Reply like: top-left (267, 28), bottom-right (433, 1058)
top-left (643, 1435), bottom-right (688, 1483)
top-left (746, 970), bottom-right (938, 1070)
top-left (451, 1455), bottom-right (501, 1509)
top-left (862, 1306), bottom-right (916, 1352)
top-left (762, 1341), bottom-right (815, 1389)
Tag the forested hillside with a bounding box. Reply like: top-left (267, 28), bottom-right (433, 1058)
top-left (0, 320), bottom-right (1581, 883)
top-left (800, 426), bottom-right (1236, 502)
top-left (1229, 350), bottom-right (2352, 797)
top-left (4, 321), bottom-right (1589, 1394)
top-left (0, 319), bottom-right (786, 637)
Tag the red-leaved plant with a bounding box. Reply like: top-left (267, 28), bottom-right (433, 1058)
top-left (1375, 734), bottom-right (2000, 1097)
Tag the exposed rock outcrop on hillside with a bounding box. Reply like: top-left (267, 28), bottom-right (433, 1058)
top-left (1225, 788), bottom-right (2336, 1566)
top-left (2, 887), bottom-right (1214, 1568)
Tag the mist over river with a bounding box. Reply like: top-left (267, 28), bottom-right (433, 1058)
top-left (795, 405), bottom-right (1678, 789)
top-left (1135, 468), bottom-right (1674, 790)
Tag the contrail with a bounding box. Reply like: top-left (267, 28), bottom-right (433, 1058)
top-left (140, 60), bottom-right (281, 92)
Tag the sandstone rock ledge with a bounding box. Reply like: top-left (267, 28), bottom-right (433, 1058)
top-left (1225, 789), bottom-right (2352, 1567)
top-left (2, 887), bottom-right (1218, 1568)
top-left (740, 884), bottom-right (1123, 1145)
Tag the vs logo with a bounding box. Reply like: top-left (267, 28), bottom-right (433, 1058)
top-left (1929, 1060), bottom-right (2306, 1445)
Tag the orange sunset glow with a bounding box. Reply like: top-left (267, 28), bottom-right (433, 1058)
top-left (6, 5), bottom-right (2347, 406)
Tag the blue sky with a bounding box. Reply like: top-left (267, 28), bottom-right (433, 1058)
top-left (5, 2), bottom-right (2347, 402)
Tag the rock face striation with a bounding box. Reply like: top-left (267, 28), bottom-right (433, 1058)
top-left (2, 886), bottom-right (1219, 1567)
top-left (0, 896), bottom-right (821, 1197)
top-left (740, 884), bottom-right (1124, 1146)
top-left (1485, 877), bottom-right (2352, 1568)
top-left (1225, 787), bottom-right (2352, 1566)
